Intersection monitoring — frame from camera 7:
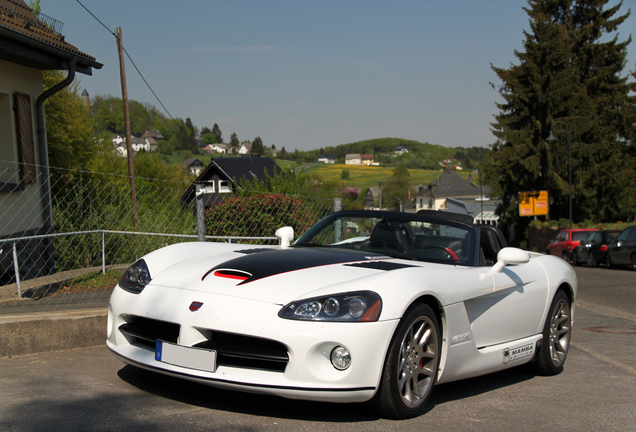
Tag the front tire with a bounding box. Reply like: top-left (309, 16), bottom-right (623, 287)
top-left (534, 290), bottom-right (572, 376)
top-left (375, 304), bottom-right (440, 419)
top-left (588, 253), bottom-right (597, 268)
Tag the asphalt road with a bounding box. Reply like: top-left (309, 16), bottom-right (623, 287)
top-left (1, 266), bottom-right (635, 432)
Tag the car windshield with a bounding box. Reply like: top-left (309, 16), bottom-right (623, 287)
top-left (295, 212), bottom-right (474, 265)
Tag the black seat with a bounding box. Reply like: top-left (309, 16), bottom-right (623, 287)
top-left (369, 221), bottom-right (409, 253)
top-left (479, 227), bottom-right (503, 266)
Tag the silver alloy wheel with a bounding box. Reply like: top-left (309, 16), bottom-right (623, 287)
top-left (548, 297), bottom-right (571, 367)
top-left (396, 315), bottom-right (438, 408)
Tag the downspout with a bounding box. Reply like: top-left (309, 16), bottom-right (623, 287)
top-left (35, 57), bottom-right (76, 274)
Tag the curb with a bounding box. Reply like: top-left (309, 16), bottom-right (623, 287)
top-left (0, 308), bottom-right (107, 357)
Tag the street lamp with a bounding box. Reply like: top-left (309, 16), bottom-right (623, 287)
top-left (546, 121), bottom-right (572, 229)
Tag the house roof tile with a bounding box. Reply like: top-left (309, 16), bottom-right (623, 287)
top-left (0, 0), bottom-right (102, 73)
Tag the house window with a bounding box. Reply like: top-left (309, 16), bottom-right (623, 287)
top-left (13, 92), bottom-right (37, 184)
top-left (0, 92), bottom-right (15, 183)
top-left (219, 180), bottom-right (231, 193)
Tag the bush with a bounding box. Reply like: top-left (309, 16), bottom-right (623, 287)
top-left (204, 194), bottom-right (321, 244)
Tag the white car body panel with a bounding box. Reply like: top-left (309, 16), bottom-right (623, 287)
top-left (107, 212), bottom-right (577, 407)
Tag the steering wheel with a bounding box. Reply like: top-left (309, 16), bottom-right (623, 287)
top-left (421, 244), bottom-right (460, 263)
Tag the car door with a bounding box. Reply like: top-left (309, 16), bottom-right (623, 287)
top-left (613, 227), bottom-right (636, 265)
top-left (464, 259), bottom-right (549, 348)
top-left (551, 230), bottom-right (568, 257)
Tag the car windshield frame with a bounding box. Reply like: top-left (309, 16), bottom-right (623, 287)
top-left (294, 210), bottom-right (476, 266)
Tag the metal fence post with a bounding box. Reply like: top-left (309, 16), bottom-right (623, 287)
top-left (334, 198), bottom-right (342, 212)
top-left (196, 184), bottom-right (206, 242)
top-left (12, 242), bottom-right (21, 297)
top-left (101, 231), bottom-right (106, 274)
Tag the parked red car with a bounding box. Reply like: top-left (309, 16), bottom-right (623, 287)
top-left (547, 228), bottom-right (598, 263)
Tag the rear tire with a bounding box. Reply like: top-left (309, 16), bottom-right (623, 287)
top-left (607, 253), bottom-right (614, 269)
top-left (630, 253), bottom-right (636, 271)
top-left (374, 304), bottom-right (440, 419)
top-left (571, 251), bottom-right (579, 266)
top-left (534, 290), bottom-right (571, 376)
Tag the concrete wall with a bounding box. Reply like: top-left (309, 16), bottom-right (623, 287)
top-left (0, 309), bottom-right (106, 357)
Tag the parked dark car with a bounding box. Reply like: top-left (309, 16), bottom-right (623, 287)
top-left (606, 226), bottom-right (636, 270)
top-left (571, 230), bottom-right (621, 267)
top-left (547, 228), bottom-right (598, 264)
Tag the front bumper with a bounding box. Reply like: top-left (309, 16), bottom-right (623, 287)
top-left (107, 284), bottom-right (398, 403)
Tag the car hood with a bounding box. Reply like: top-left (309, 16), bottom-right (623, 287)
top-left (148, 246), bottom-right (418, 305)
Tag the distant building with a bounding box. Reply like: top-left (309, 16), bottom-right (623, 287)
top-left (394, 145), bottom-right (408, 154)
top-left (181, 158), bottom-right (205, 175)
top-left (318, 154), bottom-right (335, 164)
top-left (181, 156), bottom-right (283, 207)
top-left (361, 154), bottom-right (374, 166)
top-left (238, 142), bottom-right (252, 155)
top-left (412, 170), bottom-right (499, 225)
top-left (345, 154), bottom-right (362, 165)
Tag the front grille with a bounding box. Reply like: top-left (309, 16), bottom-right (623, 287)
top-left (193, 330), bottom-right (289, 373)
top-left (119, 316), bottom-right (180, 349)
top-left (119, 316), bottom-right (289, 373)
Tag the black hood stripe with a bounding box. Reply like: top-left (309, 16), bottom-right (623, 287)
top-left (203, 247), bottom-right (392, 285)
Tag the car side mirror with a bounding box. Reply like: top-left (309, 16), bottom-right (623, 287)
top-left (482, 247), bottom-right (530, 279)
top-left (275, 226), bottom-right (294, 249)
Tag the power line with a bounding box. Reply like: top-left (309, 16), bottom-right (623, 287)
top-left (75, 0), bottom-right (113, 36)
top-left (75, 0), bottom-right (184, 131)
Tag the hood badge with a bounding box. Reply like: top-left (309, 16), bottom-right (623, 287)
top-left (189, 301), bottom-right (204, 312)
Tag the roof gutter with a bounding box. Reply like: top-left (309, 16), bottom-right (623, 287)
top-left (34, 57), bottom-right (76, 274)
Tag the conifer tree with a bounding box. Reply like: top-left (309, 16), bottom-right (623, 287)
top-left (484, 0), bottom-right (634, 241)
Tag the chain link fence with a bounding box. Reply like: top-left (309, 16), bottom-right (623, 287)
top-left (0, 164), bottom-right (335, 314)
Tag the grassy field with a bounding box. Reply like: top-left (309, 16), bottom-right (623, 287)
top-left (300, 163), bottom-right (477, 191)
top-left (159, 153), bottom-right (479, 193)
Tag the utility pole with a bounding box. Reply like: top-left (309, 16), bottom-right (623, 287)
top-left (115, 26), bottom-right (139, 231)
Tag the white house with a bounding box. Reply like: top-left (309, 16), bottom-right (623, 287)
top-left (345, 154), bottom-right (362, 165)
top-left (0, 0), bottom-right (101, 280)
top-left (210, 143), bottom-right (230, 153)
top-left (318, 154), bottom-right (335, 164)
top-left (238, 142), bottom-right (252, 155)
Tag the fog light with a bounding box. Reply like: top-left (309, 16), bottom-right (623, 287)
top-left (330, 346), bottom-right (351, 370)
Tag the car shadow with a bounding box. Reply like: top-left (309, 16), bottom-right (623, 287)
top-left (117, 364), bottom-right (536, 421)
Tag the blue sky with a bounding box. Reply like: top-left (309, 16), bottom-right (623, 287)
top-left (44, 0), bottom-right (635, 152)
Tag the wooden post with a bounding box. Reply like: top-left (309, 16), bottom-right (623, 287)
top-left (115, 26), bottom-right (139, 231)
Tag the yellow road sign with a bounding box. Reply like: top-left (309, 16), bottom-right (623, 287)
top-left (519, 191), bottom-right (549, 216)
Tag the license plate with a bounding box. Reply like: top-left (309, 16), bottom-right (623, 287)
top-left (155, 340), bottom-right (217, 373)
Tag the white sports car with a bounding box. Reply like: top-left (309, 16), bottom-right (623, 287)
top-left (107, 210), bottom-right (576, 419)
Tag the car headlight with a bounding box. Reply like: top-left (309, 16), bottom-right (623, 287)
top-left (118, 259), bottom-right (151, 294)
top-left (279, 291), bottom-right (382, 322)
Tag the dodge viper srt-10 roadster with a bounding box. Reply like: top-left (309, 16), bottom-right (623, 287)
top-left (107, 210), bottom-right (576, 419)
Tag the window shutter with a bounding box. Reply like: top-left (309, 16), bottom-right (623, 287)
top-left (14, 92), bottom-right (37, 184)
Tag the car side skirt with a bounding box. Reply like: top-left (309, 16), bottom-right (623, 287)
top-left (437, 334), bottom-right (542, 384)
